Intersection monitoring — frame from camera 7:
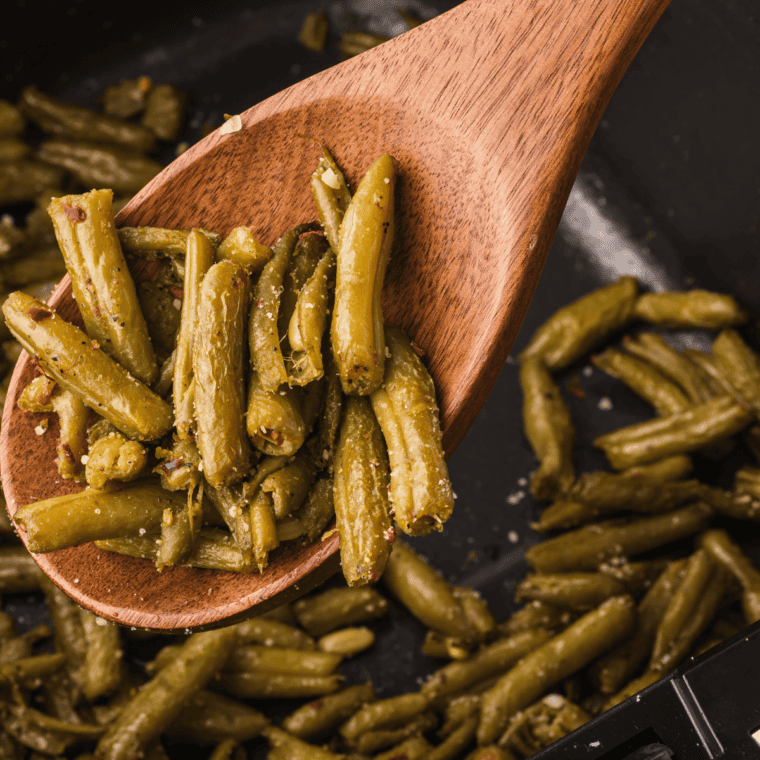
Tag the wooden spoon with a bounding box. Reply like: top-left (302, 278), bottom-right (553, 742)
top-left (0, 0), bottom-right (669, 630)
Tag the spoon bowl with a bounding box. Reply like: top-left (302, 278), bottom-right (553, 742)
top-left (0, 0), bottom-right (669, 630)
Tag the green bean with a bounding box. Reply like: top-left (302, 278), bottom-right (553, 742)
top-left (369, 326), bottom-right (453, 533)
top-left (207, 738), bottom-right (238, 760)
top-left (289, 246), bottom-right (335, 385)
top-left (339, 31), bottom-right (391, 58)
top-left (140, 83), bottom-right (186, 142)
top-left (261, 455), bottom-right (317, 519)
top-left (478, 595), bottom-right (635, 745)
top-left (0, 100), bottom-right (24, 136)
top-left (466, 747), bottom-right (516, 760)
top-left (15, 481), bottom-right (187, 554)
top-left (246, 369), bottom-right (307, 456)
top-left (85, 432), bottom-right (147, 489)
top-left (19, 85), bottom-right (155, 151)
top-left (156, 489), bottom-right (204, 569)
top-left (79, 610), bottom-right (122, 702)
top-left (602, 668), bottom-right (662, 711)
top-left (219, 670), bottom-right (343, 700)
top-left (0, 160), bottom-right (65, 205)
top-left (226, 645), bottom-right (342, 676)
top-left (250, 489), bottom-right (279, 571)
top-left (699, 529), bottom-right (760, 624)
top-left (118, 227), bottom-right (221, 256)
top-left (597, 558), bottom-right (670, 597)
top-left (101, 76), bottom-right (152, 119)
top-left (152, 348), bottom-right (176, 398)
top-left (165, 689), bottom-right (268, 743)
top-left (594, 395), bottom-right (751, 469)
top-left (712, 328), bottom-right (760, 419)
top-left (206, 483), bottom-right (253, 564)
top-left (621, 454), bottom-right (693, 481)
top-left (263, 726), bottom-right (343, 760)
top-left (0, 623), bottom-right (50, 664)
top-left (135, 281), bottom-right (181, 363)
top-left (592, 560), bottom-right (686, 694)
top-left (0, 138), bottom-right (29, 161)
top-left (331, 154), bottom-right (396, 395)
top-left (193, 260), bottom-right (252, 487)
top-left (696, 482), bottom-right (760, 521)
top-left (350, 711), bottom-right (437, 754)
top-left (293, 476), bottom-right (335, 543)
top-left (38, 139), bottom-right (163, 193)
top-left (334, 395), bottom-right (393, 585)
top-left (423, 713), bottom-right (478, 760)
top-left (317, 626), bottom-right (375, 657)
top-left (299, 12), bottom-right (329, 51)
top-left (293, 586), bottom-right (389, 637)
top-left (0, 652), bottom-right (66, 687)
top-left (515, 573), bottom-right (628, 611)
top-left (592, 346), bottom-right (691, 415)
top-left (0, 244), bottom-right (68, 286)
top-left (96, 626), bottom-right (237, 760)
top-left (235, 618), bottom-right (316, 650)
top-left (456, 587), bottom-right (496, 638)
top-left (49, 188), bottom-right (158, 383)
top-left (251, 224), bottom-right (313, 390)
top-left (375, 735), bottom-right (433, 760)
top-left (519, 277), bottom-right (639, 370)
top-left (311, 146), bottom-right (351, 253)
top-left (174, 229), bottom-right (216, 438)
top-left (533, 473), bottom-right (703, 531)
top-left (0, 546), bottom-right (42, 593)
top-left (650, 564), bottom-right (727, 673)
top-left (216, 226), bottom-right (271, 271)
top-left (632, 289), bottom-right (747, 329)
top-left (421, 629), bottom-right (472, 660)
top-left (0, 215), bottom-right (24, 259)
top-left (622, 332), bottom-right (713, 404)
top-left (340, 692), bottom-right (430, 741)
top-left (154, 438), bottom-right (201, 492)
top-left (497, 601), bottom-right (572, 637)
top-left (422, 629), bottom-right (552, 701)
top-left (4, 292), bottom-right (174, 440)
top-left (524, 503), bottom-right (713, 573)
top-left (382, 540), bottom-right (476, 640)
top-left (282, 683), bottom-right (375, 740)
top-left (312, 357), bottom-right (343, 471)
top-left (519, 355), bottom-right (575, 499)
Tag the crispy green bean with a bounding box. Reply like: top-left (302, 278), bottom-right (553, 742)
top-left (478, 596), bottom-right (635, 745)
top-left (712, 328), bottom-right (760, 419)
top-left (333, 395), bottom-right (393, 585)
top-left (140, 83), bottom-right (186, 142)
top-left (632, 289), bottom-right (747, 329)
top-left (592, 560), bottom-right (686, 694)
top-left (49, 188), bottom-right (158, 383)
top-left (193, 260), bottom-right (251, 487)
top-left (515, 573), bottom-right (628, 611)
top-left (226, 645), bottom-right (341, 677)
top-left (4, 291), bottom-right (173, 440)
top-left (331, 154), bottom-right (396, 395)
top-left (289, 246), bottom-right (335, 386)
top-left (216, 226), bottom-right (271, 271)
top-left (219, 670), bottom-right (343, 700)
top-left (85, 432), bottom-right (148, 490)
top-left (95, 627), bottom-right (237, 760)
top-left (79, 610), bottom-right (122, 702)
top-left (293, 586), bottom-right (389, 637)
top-left (383, 541), bottom-right (476, 640)
top-left (317, 626), bottom-right (375, 657)
top-left (519, 277), bottom-right (639, 370)
top-left (594, 395), bottom-right (752, 469)
top-left (165, 689), bottom-right (268, 743)
top-left (0, 160), bottom-right (65, 205)
top-left (20, 85), bottom-right (155, 151)
top-left (370, 326), bottom-right (453, 533)
top-left (38, 139), bottom-right (163, 194)
top-left (622, 332), bottom-right (713, 404)
top-left (519, 355), bottom-right (575, 499)
top-left (525, 503), bottom-right (713, 573)
top-left (311, 146), bottom-right (351, 253)
top-left (294, 475), bottom-right (335, 543)
top-left (422, 629), bottom-right (552, 701)
top-left (699, 529), bottom-right (760, 624)
top-left (15, 481), bottom-right (187, 554)
top-left (174, 229), bottom-right (216, 438)
top-left (592, 346), bottom-right (691, 415)
top-left (250, 224), bottom-right (313, 390)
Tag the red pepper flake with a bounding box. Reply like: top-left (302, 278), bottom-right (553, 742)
top-left (58, 442), bottom-right (76, 466)
top-left (60, 201), bottom-right (87, 223)
top-left (410, 340), bottom-right (425, 357)
top-left (384, 525), bottom-right (397, 544)
top-left (567, 384), bottom-right (586, 400)
top-left (255, 428), bottom-right (285, 448)
top-left (168, 286), bottom-right (184, 300)
top-left (26, 306), bottom-right (52, 322)
top-left (309, 699), bottom-right (324, 711)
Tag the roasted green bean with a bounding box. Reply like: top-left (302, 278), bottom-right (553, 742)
top-left (632, 289), bottom-right (747, 329)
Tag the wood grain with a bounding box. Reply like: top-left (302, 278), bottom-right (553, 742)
top-left (0, 0), bottom-right (670, 630)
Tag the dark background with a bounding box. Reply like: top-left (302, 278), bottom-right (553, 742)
top-left (2, 0), bottom-right (760, 756)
